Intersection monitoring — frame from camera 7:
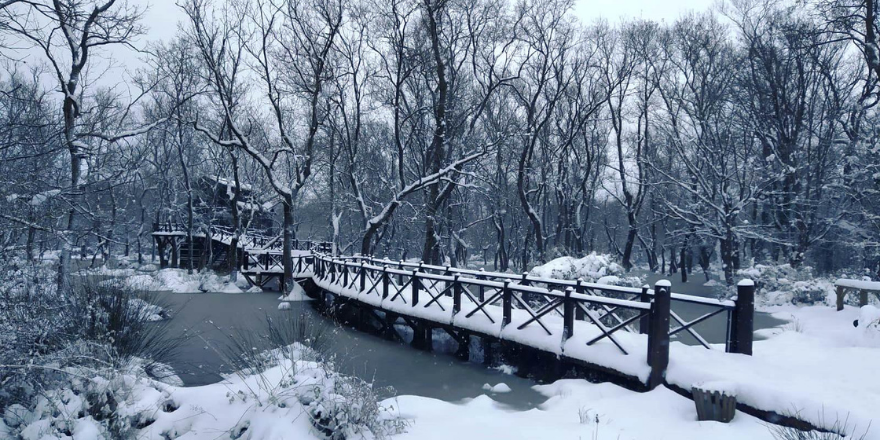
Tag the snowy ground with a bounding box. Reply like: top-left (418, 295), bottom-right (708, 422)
top-left (391, 381), bottom-right (776, 440)
top-left (389, 303), bottom-right (878, 440)
top-left (0, 349), bottom-right (787, 440)
top-left (663, 303), bottom-right (878, 438)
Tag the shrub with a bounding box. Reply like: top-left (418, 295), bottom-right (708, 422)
top-left (736, 264), bottom-right (836, 306)
top-left (0, 257), bottom-right (182, 437)
top-left (529, 253), bottom-right (625, 282)
top-left (218, 312), bottom-right (406, 439)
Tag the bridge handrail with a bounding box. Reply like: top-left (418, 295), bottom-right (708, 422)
top-left (335, 254), bottom-right (733, 309)
top-left (328, 257), bottom-right (653, 311)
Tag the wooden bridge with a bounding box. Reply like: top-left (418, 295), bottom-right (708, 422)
top-left (152, 221), bottom-right (331, 291)
top-left (152, 222), bottom-right (755, 392)
top-left (289, 254), bottom-right (755, 391)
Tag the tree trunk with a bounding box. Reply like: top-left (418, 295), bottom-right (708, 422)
top-left (621, 222), bottom-right (637, 271)
top-left (283, 198), bottom-right (294, 291)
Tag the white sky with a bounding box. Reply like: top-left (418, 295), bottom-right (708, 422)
top-left (10, 0), bottom-right (717, 95)
top-left (573, 0), bottom-right (715, 23)
top-left (137, 0), bottom-right (717, 46)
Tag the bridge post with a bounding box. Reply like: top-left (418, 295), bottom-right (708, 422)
top-left (342, 261), bottom-right (349, 287)
top-left (330, 259), bottom-right (337, 283)
top-left (382, 265), bottom-right (390, 300)
top-left (170, 238), bottom-right (179, 268)
top-left (563, 287), bottom-right (575, 342)
top-left (730, 279), bottom-right (755, 355)
top-left (575, 278), bottom-right (586, 321)
top-left (477, 269), bottom-right (485, 302)
top-left (412, 270), bottom-right (420, 306)
top-left (398, 260), bottom-right (404, 285)
top-left (453, 274), bottom-right (461, 315)
top-left (639, 285), bottom-right (650, 335)
top-left (157, 237), bottom-right (168, 269)
top-left (502, 279), bottom-right (512, 327)
top-left (647, 280), bottom-right (671, 390)
top-left (359, 262), bottom-right (367, 292)
top-left (520, 272), bottom-right (530, 287)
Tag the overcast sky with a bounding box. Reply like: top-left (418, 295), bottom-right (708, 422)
top-left (138, 0), bottom-right (716, 45)
top-left (32, 0), bottom-right (716, 94)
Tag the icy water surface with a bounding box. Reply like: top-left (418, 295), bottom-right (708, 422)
top-left (155, 291), bottom-right (547, 410)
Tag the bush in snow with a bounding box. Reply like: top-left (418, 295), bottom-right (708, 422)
top-left (125, 268), bottom-right (247, 293)
top-left (219, 313), bottom-right (405, 439)
top-left (529, 253), bottom-right (641, 287)
top-left (294, 362), bottom-right (406, 440)
top-left (736, 264), bottom-right (839, 306)
top-left (1, 348), bottom-right (177, 440)
top-left (0, 258), bottom-right (180, 437)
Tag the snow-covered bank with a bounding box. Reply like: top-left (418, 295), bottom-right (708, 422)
top-left (125, 269), bottom-right (255, 293)
top-left (389, 380), bottom-right (775, 440)
top-left (2, 345), bottom-right (404, 440)
top-left (661, 303), bottom-right (879, 438)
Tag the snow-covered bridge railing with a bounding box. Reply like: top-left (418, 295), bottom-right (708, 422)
top-left (295, 254), bottom-right (756, 390)
top-left (834, 278), bottom-right (880, 311)
top-left (322, 255), bottom-right (750, 353)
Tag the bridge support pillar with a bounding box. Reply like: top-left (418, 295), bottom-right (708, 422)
top-left (170, 238), bottom-right (179, 268)
top-left (454, 335), bottom-right (470, 360)
top-left (412, 322), bottom-right (433, 351)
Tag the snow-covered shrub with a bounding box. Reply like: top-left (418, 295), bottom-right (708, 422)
top-left (0, 258), bottom-right (177, 432)
top-left (2, 356), bottom-right (180, 440)
top-left (219, 313), bottom-right (405, 439)
top-left (529, 253), bottom-right (640, 286)
top-left (594, 275), bottom-right (644, 289)
top-left (296, 365), bottom-right (406, 440)
top-left (736, 264), bottom-right (836, 306)
top-left (125, 268), bottom-right (246, 293)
